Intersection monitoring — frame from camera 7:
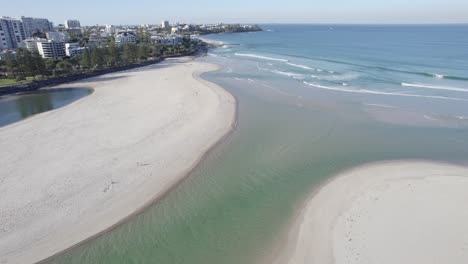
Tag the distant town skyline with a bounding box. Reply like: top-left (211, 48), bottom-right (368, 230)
top-left (3, 0), bottom-right (468, 25)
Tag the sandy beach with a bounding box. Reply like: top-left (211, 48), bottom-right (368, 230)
top-left (0, 58), bottom-right (236, 264)
top-left (276, 161), bottom-right (468, 264)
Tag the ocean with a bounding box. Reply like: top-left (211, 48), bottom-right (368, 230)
top-left (46, 24), bottom-right (468, 263)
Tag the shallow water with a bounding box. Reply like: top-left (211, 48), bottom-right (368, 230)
top-left (0, 88), bottom-right (91, 127)
top-left (46, 25), bottom-right (468, 263)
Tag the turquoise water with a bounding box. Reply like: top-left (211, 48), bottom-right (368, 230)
top-left (0, 88), bottom-right (91, 127)
top-left (46, 25), bottom-right (468, 264)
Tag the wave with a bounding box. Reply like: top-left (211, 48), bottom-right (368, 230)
top-left (286, 63), bottom-right (316, 71)
top-left (235, 53), bottom-right (289, 62)
top-left (320, 73), bottom-right (360, 81)
top-left (310, 74), bottom-right (321, 80)
top-left (376, 68), bottom-right (468, 81)
top-left (443, 75), bottom-right (468, 81)
top-left (302, 82), bottom-right (468, 102)
top-left (423, 115), bottom-right (438, 121)
top-left (271, 70), bottom-right (305, 79)
top-left (269, 51), bottom-right (468, 82)
top-left (364, 103), bottom-right (398, 108)
top-left (401, 83), bottom-right (468, 93)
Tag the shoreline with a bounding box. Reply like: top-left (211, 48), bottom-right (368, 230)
top-left (0, 57), bottom-right (237, 264)
top-left (271, 160), bottom-right (468, 264)
top-left (39, 61), bottom-right (239, 264)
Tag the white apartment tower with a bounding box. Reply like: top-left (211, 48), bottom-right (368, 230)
top-left (0, 17), bottom-right (27, 49)
top-left (65, 19), bottom-right (82, 35)
top-left (65, 20), bottom-right (81, 29)
top-left (21, 16), bottom-right (53, 37)
top-left (161, 20), bottom-right (170, 29)
top-left (105, 25), bottom-right (116, 34)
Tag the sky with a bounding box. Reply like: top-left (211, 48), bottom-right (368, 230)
top-left (2, 0), bottom-right (468, 25)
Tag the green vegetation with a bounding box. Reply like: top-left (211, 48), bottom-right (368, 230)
top-left (195, 24), bottom-right (263, 35)
top-left (0, 36), bottom-right (202, 87)
top-left (0, 78), bottom-right (29, 86)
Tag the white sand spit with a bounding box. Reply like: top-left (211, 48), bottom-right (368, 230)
top-left (0, 58), bottom-right (236, 264)
top-left (276, 161), bottom-right (468, 264)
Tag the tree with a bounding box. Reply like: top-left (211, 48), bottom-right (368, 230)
top-left (5, 51), bottom-right (18, 77)
top-left (122, 43), bottom-right (138, 65)
top-left (80, 48), bottom-right (91, 69)
top-left (107, 39), bottom-right (119, 67)
top-left (91, 47), bottom-right (105, 69)
top-left (56, 60), bottom-right (73, 73)
top-left (45, 58), bottom-right (58, 75)
top-left (137, 44), bottom-right (149, 60)
top-left (32, 50), bottom-right (46, 78)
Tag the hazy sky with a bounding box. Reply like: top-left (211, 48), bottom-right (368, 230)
top-left (2, 0), bottom-right (468, 25)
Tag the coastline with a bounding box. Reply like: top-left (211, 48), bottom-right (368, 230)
top-left (271, 160), bottom-right (468, 264)
top-left (0, 57), bottom-right (237, 264)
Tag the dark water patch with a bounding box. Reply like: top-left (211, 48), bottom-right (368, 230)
top-left (0, 88), bottom-right (92, 127)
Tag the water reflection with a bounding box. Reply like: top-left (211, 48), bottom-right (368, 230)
top-left (0, 88), bottom-right (91, 127)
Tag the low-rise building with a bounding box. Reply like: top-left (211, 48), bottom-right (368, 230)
top-left (37, 40), bottom-right (66, 58)
top-left (0, 50), bottom-right (16, 60)
top-left (152, 35), bottom-right (182, 46)
top-left (115, 31), bottom-right (137, 45)
top-left (23, 38), bottom-right (43, 52)
top-left (46, 31), bottom-right (70, 42)
top-left (65, 42), bottom-right (84, 57)
top-left (171, 26), bottom-right (181, 34)
top-left (88, 33), bottom-right (109, 46)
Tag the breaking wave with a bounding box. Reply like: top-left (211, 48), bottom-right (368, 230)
top-left (286, 63), bottom-right (316, 71)
top-left (401, 83), bottom-right (468, 93)
top-left (302, 82), bottom-right (468, 101)
top-left (235, 53), bottom-right (289, 62)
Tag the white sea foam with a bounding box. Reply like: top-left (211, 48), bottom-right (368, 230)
top-left (364, 103), bottom-right (398, 108)
top-left (235, 53), bottom-right (289, 62)
top-left (433, 74), bottom-right (445, 79)
top-left (423, 115), bottom-right (438, 121)
top-left (319, 73), bottom-right (360, 81)
top-left (302, 82), bottom-right (468, 102)
top-left (310, 75), bottom-right (321, 79)
top-left (286, 63), bottom-right (316, 71)
top-left (401, 83), bottom-right (468, 93)
top-left (272, 70), bottom-right (305, 78)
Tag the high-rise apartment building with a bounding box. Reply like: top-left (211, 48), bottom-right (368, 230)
top-left (0, 17), bottom-right (27, 49)
top-left (21, 16), bottom-right (53, 37)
